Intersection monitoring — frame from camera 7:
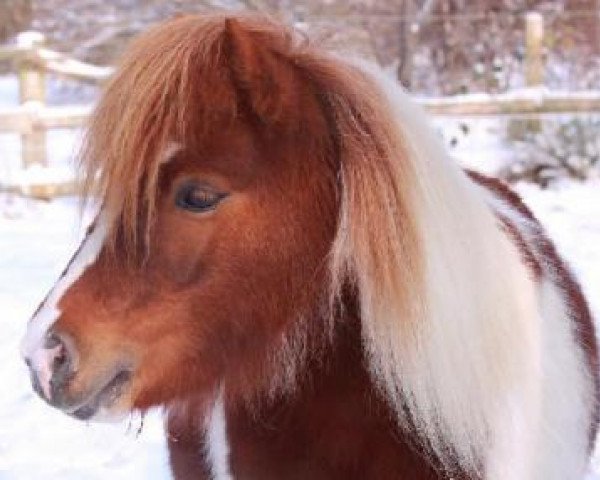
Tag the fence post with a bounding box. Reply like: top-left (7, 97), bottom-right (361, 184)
top-left (525, 12), bottom-right (544, 88)
top-left (508, 12), bottom-right (544, 140)
top-left (16, 31), bottom-right (47, 168)
top-left (525, 12), bottom-right (544, 132)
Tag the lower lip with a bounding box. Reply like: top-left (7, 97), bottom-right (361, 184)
top-left (70, 370), bottom-right (132, 420)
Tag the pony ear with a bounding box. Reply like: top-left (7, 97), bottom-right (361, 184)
top-left (223, 18), bottom-right (302, 125)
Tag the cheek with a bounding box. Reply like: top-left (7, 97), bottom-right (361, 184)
top-left (148, 189), bottom-right (257, 288)
top-left (148, 212), bottom-right (217, 286)
top-left (146, 181), bottom-right (334, 323)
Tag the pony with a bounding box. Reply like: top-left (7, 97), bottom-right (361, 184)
top-left (21, 13), bottom-right (598, 480)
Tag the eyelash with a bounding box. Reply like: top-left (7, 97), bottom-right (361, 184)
top-left (175, 182), bottom-right (227, 213)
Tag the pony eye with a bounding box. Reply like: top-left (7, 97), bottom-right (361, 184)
top-left (175, 182), bottom-right (226, 213)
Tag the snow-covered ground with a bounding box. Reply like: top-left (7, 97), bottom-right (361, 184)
top-left (0, 197), bottom-right (171, 479)
top-left (1, 72), bottom-right (600, 478)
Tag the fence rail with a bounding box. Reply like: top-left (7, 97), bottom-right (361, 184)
top-left (0, 103), bottom-right (92, 132)
top-left (1, 12), bottom-right (600, 199)
top-left (2, 89), bottom-right (599, 136)
top-left (418, 90), bottom-right (600, 116)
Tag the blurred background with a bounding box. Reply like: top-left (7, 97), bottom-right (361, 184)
top-left (1, 0), bottom-right (599, 191)
top-left (0, 1), bottom-right (599, 479)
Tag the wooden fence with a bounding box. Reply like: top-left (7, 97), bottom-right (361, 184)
top-left (1, 12), bottom-right (599, 199)
top-left (0, 31), bottom-right (111, 198)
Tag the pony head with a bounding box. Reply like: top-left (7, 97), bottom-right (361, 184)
top-left (21, 14), bottom-right (421, 421)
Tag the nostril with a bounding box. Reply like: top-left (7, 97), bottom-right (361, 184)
top-left (51, 342), bottom-right (68, 371)
top-left (27, 331), bottom-right (78, 404)
top-left (45, 332), bottom-right (77, 368)
top-left (46, 332), bottom-right (76, 388)
top-left (45, 333), bottom-right (70, 373)
top-left (44, 333), bottom-right (63, 349)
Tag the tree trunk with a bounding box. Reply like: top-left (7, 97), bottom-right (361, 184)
top-left (397, 0), bottom-right (417, 88)
top-left (0, 0), bottom-right (32, 43)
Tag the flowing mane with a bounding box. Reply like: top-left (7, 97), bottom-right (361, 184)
top-left (23, 13), bottom-right (597, 480)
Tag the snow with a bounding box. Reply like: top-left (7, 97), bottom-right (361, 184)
top-left (435, 116), bottom-right (516, 175)
top-left (36, 47), bottom-right (114, 82)
top-left (0, 76), bottom-right (19, 107)
top-left (417, 87), bottom-right (600, 107)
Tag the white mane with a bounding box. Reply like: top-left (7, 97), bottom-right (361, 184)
top-left (329, 59), bottom-right (593, 479)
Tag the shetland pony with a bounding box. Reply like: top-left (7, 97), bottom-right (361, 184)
top-left (21, 14), bottom-right (598, 480)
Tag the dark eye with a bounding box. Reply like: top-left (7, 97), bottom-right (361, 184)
top-left (175, 182), bottom-right (227, 213)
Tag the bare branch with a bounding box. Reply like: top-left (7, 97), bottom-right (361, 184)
top-left (412, 0), bottom-right (438, 32)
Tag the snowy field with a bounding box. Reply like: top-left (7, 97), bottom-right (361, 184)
top-left (0, 199), bottom-right (173, 480)
top-left (1, 73), bottom-right (600, 478)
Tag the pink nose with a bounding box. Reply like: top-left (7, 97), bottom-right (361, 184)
top-left (24, 332), bottom-right (76, 406)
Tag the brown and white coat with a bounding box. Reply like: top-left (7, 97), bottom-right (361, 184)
top-left (20, 14), bottom-right (598, 480)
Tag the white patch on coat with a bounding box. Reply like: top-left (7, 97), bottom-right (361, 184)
top-left (20, 216), bottom-right (110, 389)
top-left (528, 278), bottom-right (592, 479)
top-left (160, 142), bottom-right (182, 165)
top-left (477, 186), bottom-right (593, 479)
top-left (204, 393), bottom-right (233, 480)
top-left (20, 143), bottom-right (180, 396)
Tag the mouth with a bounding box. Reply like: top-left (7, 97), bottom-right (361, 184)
top-left (68, 370), bottom-right (132, 421)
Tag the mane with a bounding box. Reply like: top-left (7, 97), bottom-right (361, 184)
top-left (332, 63), bottom-right (540, 475)
top-left (79, 14), bottom-right (539, 477)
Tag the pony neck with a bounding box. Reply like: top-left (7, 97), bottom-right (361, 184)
top-left (166, 312), bottom-right (450, 480)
